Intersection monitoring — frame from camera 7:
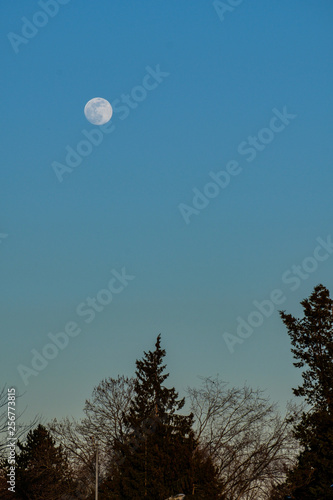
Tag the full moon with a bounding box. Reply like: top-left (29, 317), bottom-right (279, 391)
top-left (84, 97), bottom-right (113, 125)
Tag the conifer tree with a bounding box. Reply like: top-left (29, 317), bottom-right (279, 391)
top-left (104, 335), bottom-right (222, 499)
top-left (14, 424), bottom-right (75, 499)
top-left (275, 284), bottom-right (333, 499)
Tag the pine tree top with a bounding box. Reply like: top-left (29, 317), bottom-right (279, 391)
top-left (126, 334), bottom-right (192, 431)
top-left (280, 284), bottom-right (333, 410)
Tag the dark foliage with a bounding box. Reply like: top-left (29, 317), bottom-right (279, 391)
top-left (7, 424), bottom-right (75, 499)
top-left (272, 285), bottom-right (333, 499)
top-left (101, 335), bottom-right (223, 499)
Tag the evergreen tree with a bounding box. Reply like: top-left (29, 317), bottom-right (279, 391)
top-left (276, 284), bottom-right (333, 499)
top-left (14, 424), bottom-right (75, 499)
top-left (103, 335), bottom-right (222, 498)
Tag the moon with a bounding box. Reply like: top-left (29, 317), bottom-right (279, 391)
top-left (84, 97), bottom-right (113, 125)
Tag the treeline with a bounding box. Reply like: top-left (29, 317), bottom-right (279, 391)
top-left (1, 284), bottom-right (332, 499)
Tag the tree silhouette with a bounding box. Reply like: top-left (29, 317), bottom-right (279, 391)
top-left (274, 284), bottom-right (333, 499)
top-left (188, 376), bottom-right (299, 499)
top-left (103, 335), bottom-right (222, 499)
top-left (49, 375), bottom-right (135, 497)
top-left (14, 424), bottom-right (75, 499)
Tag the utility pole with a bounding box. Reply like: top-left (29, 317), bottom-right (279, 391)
top-left (91, 436), bottom-right (98, 500)
top-left (95, 440), bottom-right (98, 500)
top-left (144, 437), bottom-right (147, 496)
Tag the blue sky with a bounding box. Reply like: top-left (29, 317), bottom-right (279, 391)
top-left (1, 1), bottom-right (333, 424)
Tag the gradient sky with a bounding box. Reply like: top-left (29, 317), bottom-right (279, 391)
top-left (1, 1), bottom-right (333, 425)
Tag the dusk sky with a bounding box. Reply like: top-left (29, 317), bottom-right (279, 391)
top-left (1, 1), bottom-right (333, 425)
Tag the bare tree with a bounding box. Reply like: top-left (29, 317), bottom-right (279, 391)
top-left (186, 376), bottom-right (300, 500)
top-left (49, 375), bottom-right (135, 497)
top-left (81, 374), bottom-right (135, 447)
top-left (0, 385), bottom-right (39, 460)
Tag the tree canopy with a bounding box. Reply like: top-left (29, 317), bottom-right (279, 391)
top-left (102, 334), bottom-right (222, 499)
top-left (272, 284), bottom-right (333, 499)
top-left (4, 424), bottom-right (75, 499)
